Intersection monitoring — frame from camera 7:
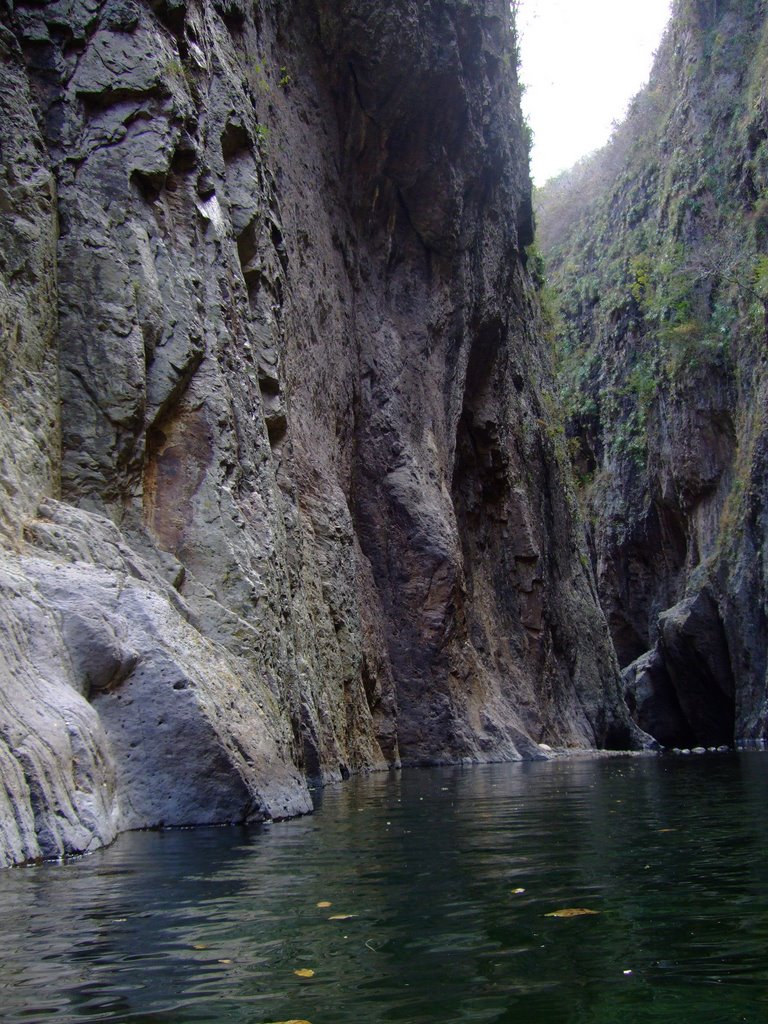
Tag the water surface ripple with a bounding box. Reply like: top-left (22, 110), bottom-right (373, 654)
top-left (2, 754), bottom-right (768, 1023)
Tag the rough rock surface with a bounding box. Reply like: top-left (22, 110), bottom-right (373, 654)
top-left (537, 0), bottom-right (768, 747)
top-left (0, 0), bottom-right (635, 866)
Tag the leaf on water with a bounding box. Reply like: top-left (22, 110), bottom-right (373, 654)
top-left (294, 968), bottom-right (316, 978)
top-left (512, 888), bottom-right (526, 895)
top-left (316, 901), bottom-right (332, 908)
top-left (657, 828), bottom-right (676, 833)
top-left (328, 914), bottom-right (355, 920)
top-left (192, 944), bottom-right (208, 949)
top-left (218, 959), bottom-right (232, 964)
top-left (544, 908), bottom-right (600, 918)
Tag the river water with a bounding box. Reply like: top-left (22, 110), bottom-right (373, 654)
top-left (2, 753), bottom-right (768, 1024)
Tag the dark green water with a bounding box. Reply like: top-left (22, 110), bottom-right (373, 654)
top-left (2, 754), bottom-right (768, 1024)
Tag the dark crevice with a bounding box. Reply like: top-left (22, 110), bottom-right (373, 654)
top-left (221, 121), bottom-right (252, 160)
top-left (149, 0), bottom-right (186, 37)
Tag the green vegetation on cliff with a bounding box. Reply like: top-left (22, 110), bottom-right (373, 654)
top-left (537, 0), bottom-right (768, 747)
top-left (543, 0), bottom-right (768, 470)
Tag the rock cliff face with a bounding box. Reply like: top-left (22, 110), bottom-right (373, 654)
top-left (0, 0), bottom-right (633, 866)
top-left (537, 0), bottom-right (768, 748)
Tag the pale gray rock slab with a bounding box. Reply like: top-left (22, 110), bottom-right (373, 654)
top-left (0, 522), bottom-right (312, 863)
top-left (0, 556), bottom-right (121, 865)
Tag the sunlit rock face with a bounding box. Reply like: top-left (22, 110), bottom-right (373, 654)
top-left (537, 0), bottom-right (768, 748)
top-left (0, 0), bottom-right (634, 866)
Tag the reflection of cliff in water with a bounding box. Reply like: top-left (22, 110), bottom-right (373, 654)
top-left (3, 755), bottom-right (768, 1022)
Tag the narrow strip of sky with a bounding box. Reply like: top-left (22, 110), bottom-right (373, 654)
top-left (516, 0), bottom-right (673, 185)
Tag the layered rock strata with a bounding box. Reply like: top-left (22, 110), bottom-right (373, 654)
top-left (0, 0), bottom-right (633, 866)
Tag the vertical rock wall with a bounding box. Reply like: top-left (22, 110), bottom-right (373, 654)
top-left (537, 0), bottom-right (768, 748)
top-left (0, 0), bottom-right (633, 867)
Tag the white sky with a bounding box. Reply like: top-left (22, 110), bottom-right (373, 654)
top-left (516, 0), bottom-right (673, 184)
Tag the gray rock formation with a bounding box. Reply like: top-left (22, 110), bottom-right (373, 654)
top-left (0, 0), bottom-right (635, 866)
top-left (537, 0), bottom-right (768, 748)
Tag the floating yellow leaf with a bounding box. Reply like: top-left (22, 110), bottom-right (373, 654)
top-left (218, 959), bottom-right (232, 964)
top-left (657, 828), bottom-right (676, 833)
top-left (545, 908), bottom-right (600, 918)
top-left (328, 914), bottom-right (355, 920)
top-left (512, 888), bottom-right (526, 895)
top-left (294, 968), bottom-right (315, 978)
top-left (192, 944), bottom-right (208, 949)
top-left (316, 901), bottom-right (332, 908)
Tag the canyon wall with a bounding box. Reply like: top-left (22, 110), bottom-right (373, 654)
top-left (0, 0), bottom-right (634, 866)
top-left (538, 0), bottom-right (768, 748)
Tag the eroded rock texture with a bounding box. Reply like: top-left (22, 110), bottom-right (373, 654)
top-left (0, 0), bottom-right (633, 866)
top-left (538, 0), bottom-right (768, 749)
